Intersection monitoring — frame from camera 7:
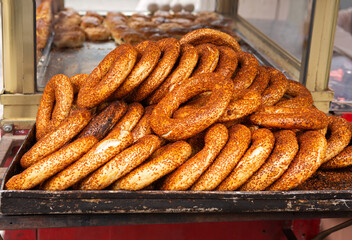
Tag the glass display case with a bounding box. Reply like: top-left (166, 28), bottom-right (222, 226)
top-left (2, 1), bottom-right (352, 234)
top-left (0, 0), bottom-right (339, 130)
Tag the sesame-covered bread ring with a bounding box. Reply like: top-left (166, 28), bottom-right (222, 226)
top-left (131, 105), bottom-right (155, 143)
top-left (321, 146), bottom-right (352, 169)
top-left (232, 51), bottom-right (259, 91)
top-left (217, 128), bottom-right (275, 191)
top-left (41, 128), bottom-right (133, 191)
top-left (6, 101), bottom-right (125, 190)
top-left (70, 73), bottom-right (89, 94)
top-left (173, 89), bottom-right (261, 122)
top-left (247, 66), bottom-right (270, 94)
top-left (276, 79), bottom-right (313, 108)
top-left (113, 102), bottom-right (144, 133)
top-left (171, 93), bottom-right (210, 119)
top-left (240, 130), bottom-right (299, 191)
top-left (117, 141), bottom-right (192, 190)
top-left (191, 43), bottom-right (219, 76)
top-left (161, 124), bottom-right (228, 190)
top-left (218, 89), bottom-right (262, 122)
top-left (112, 41), bottom-right (161, 99)
top-left (179, 28), bottom-right (241, 52)
top-left (21, 109), bottom-right (92, 169)
top-left (150, 73), bottom-right (234, 141)
top-left (322, 116), bottom-right (352, 163)
top-left (191, 124), bottom-right (251, 191)
top-left (8, 137), bottom-right (97, 190)
top-left (150, 43), bottom-right (221, 108)
top-left (130, 38), bottom-right (180, 102)
top-left (267, 131), bottom-right (327, 191)
top-left (79, 134), bottom-right (163, 190)
top-left (261, 67), bottom-right (289, 106)
top-left (78, 101), bottom-right (129, 139)
top-left (250, 106), bottom-right (329, 130)
top-left (213, 46), bottom-right (238, 78)
top-left (321, 121), bottom-right (352, 169)
top-left (146, 44), bottom-right (199, 105)
top-left (77, 44), bottom-right (138, 108)
top-left (36, 74), bottom-right (74, 140)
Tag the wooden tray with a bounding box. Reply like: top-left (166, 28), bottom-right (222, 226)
top-left (1, 126), bottom-right (352, 217)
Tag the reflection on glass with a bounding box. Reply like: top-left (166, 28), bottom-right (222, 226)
top-left (64, 0), bottom-right (140, 12)
top-left (238, 0), bottom-right (311, 61)
top-left (329, 5), bottom-right (352, 111)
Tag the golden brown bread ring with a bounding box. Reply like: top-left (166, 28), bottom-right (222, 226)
top-left (321, 146), bottom-right (352, 169)
top-left (41, 128), bottom-right (133, 191)
top-left (78, 101), bottom-right (128, 139)
top-left (6, 101), bottom-right (125, 190)
top-left (112, 102), bottom-right (144, 133)
top-left (8, 137), bottom-right (97, 190)
top-left (117, 141), bottom-right (192, 190)
top-left (240, 130), bottom-right (299, 191)
top-left (173, 89), bottom-right (261, 122)
top-left (161, 124), bottom-right (228, 190)
top-left (36, 74), bottom-right (74, 140)
top-left (70, 73), bottom-right (89, 94)
top-left (247, 66), bottom-right (270, 94)
top-left (191, 124), bottom-right (251, 191)
top-left (322, 116), bottom-right (352, 163)
top-left (213, 46), bottom-right (238, 78)
top-left (217, 128), bottom-right (275, 191)
top-left (112, 41), bottom-right (161, 99)
top-left (218, 89), bottom-right (262, 122)
top-left (21, 109), bottom-right (92, 169)
top-left (146, 44), bottom-right (199, 105)
top-left (150, 73), bottom-right (234, 141)
top-left (179, 28), bottom-right (241, 52)
top-left (250, 106), bottom-right (329, 130)
top-left (261, 67), bottom-right (289, 106)
top-left (171, 93), bottom-right (210, 119)
top-left (191, 43), bottom-right (219, 76)
top-left (77, 44), bottom-right (138, 109)
top-left (267, 131), bottom-right (327, 191)
top-left (79, 134), bottom-right (163, 190)
top-left (186, 130), bottom-right (206, 158)
top-left (275, 79), bottom-right (313, 108)
top-left (222, 118), bottom-right (246, 128)
top-left (130, 38), bottom-right (181, 102)
top-left (232, 51), bottom-right (259, 91)
top-left (131, 105), bottom-right (155, 143)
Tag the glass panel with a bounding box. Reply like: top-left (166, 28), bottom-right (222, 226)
top-left (64, 0), bottom-right (140, 12)
top-left (0, 2), bottom-right (3, 119)
top-left (36, 0), bottom-right (219, 90)
top-left (238, 0), bottom-right (311, 61)
top-left (329, 2), bottom-right (352, 112)
top-left (63, 0), bottom-right (217, 12)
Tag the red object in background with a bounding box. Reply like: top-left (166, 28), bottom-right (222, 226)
top-left (342, 113), bottom-right (352, 122)
top-left (330, 68), bottom-right (344, 82)
top-left (4, 220), bottom-right (320, 240)
top-left (3, 230), bottom-right (36, 240)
